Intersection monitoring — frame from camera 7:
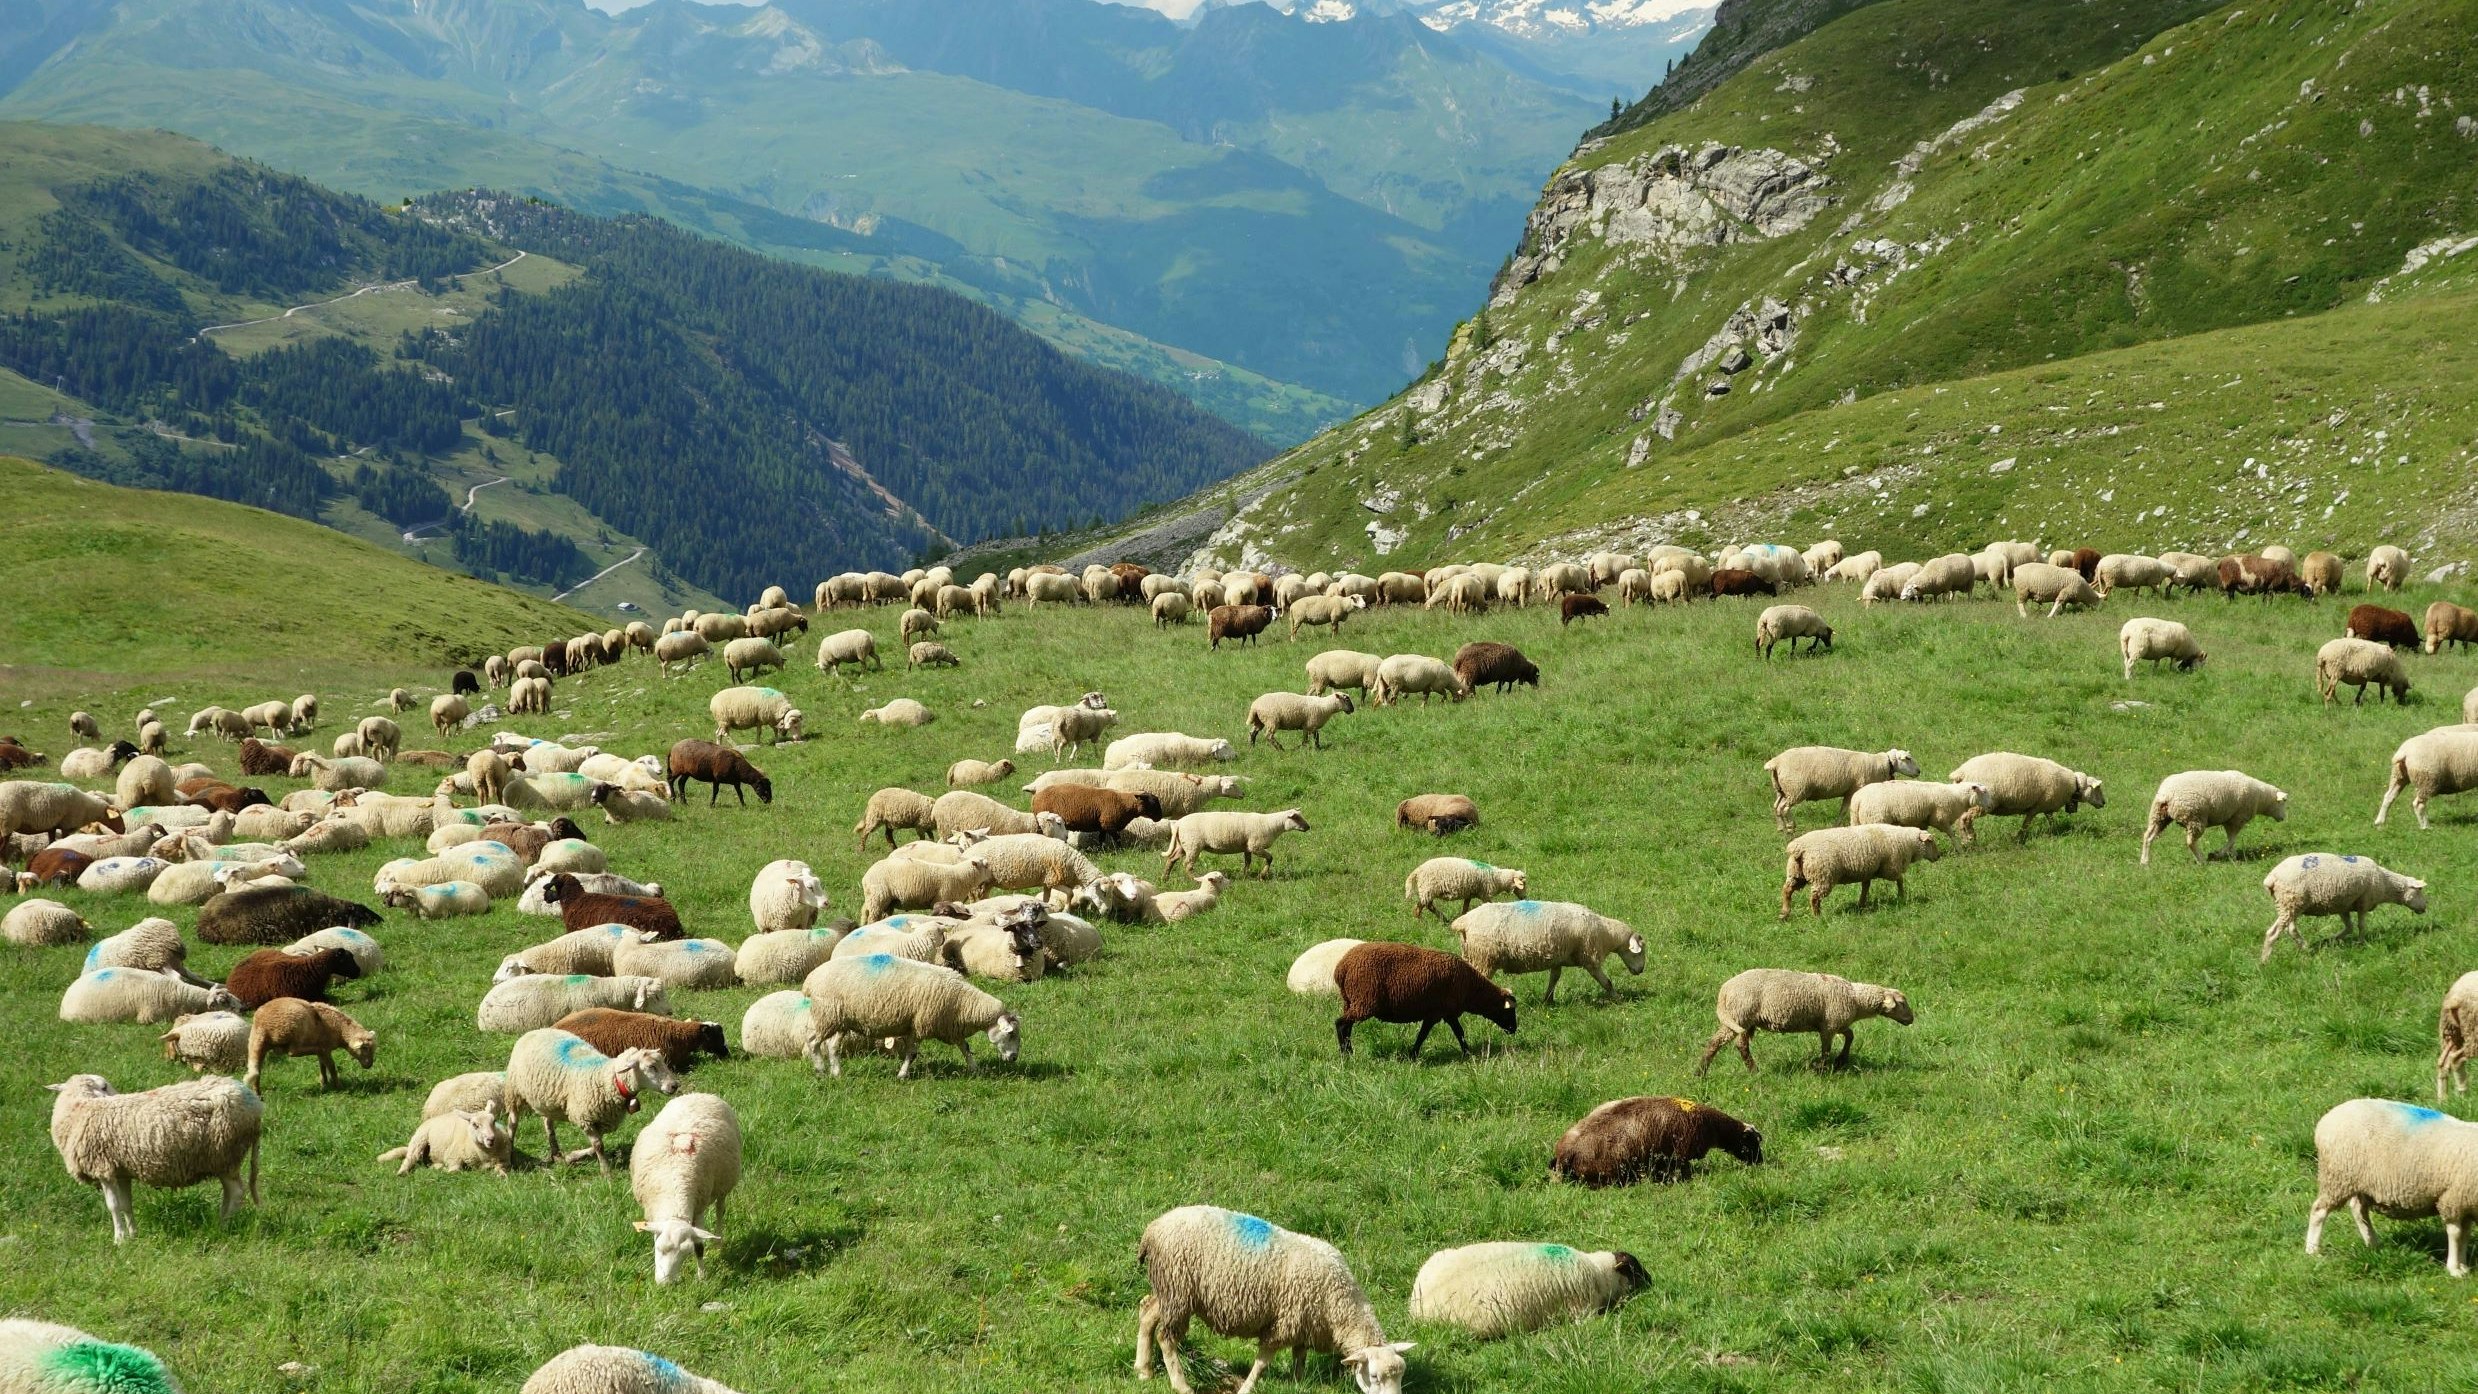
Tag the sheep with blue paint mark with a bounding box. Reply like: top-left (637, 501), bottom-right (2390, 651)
top-left (740, 990), bottom-right (818, 1059)
top-left (1452, 900), bottom-right (1645, 1004)
top-left (0, 1317), bottom-right (185, 1394)
top-left (801, 953), bottom-right (1019, 1079)
top-left (504, 1028), bottom-right (682, 1171)
top-left (2309, 1097), bottom-right (2478, 1275)
top-left (1404, 857), bottom-right (1527, 920)
top-left (496, 925), bottom-right (634, 982)
top-left (384, 880), bottom-right (492, 920)
top-left (477, 973), bottom-right (673, 1034)
top-left (613, 935), bottom-right (742, 991)
top-left (1134, 1203), bottom-right (1413, 1394)
top-left (736, 927), bottom-right (844, 985)
top-left (1406, 1242), bottom-right (1646, 1338)
top-left (521, 1345), bottom-right (742, 1394)
top-left (2260, 852), bottom-right (2427, 960)
top-left (60, 968), bottom-right (241, 1024)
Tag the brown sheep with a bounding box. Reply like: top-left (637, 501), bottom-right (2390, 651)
top-left (1208, 604), bottom-right (1274, 650)
top-left (1452, 643), bottom-right (1539, 695)
top-left (22, 845), bottom-right (94, 888)
top-left (541, 872), bottom-right (684, 941)
top-left (182, 784), bottom-right (273, 814)
top-left (225, 946), bottom-right (363, 1010)
top-left (245, 998), bottom-right (375, 1092)
top-left (480, 817), bottom-right (589, 865)
top-left (1030, 785), bottom-right (1163, 842)
top-left (1710, 569), bottom-right (1778, 599)
top-left (197, 885), bottom-right (381, 946)
top-left (238, 739), bottom-right (296, 777)
top-left (0, 737), bottom-right (43, 771)
top-left (2346, 604), bottom-right (2421, 650)
top-left (1559, 594), bottom-right (1609, 627)
top-left (2218, 555), bottom-right (2309, 600)
top-left (1551, 1096), bottom-right (1765, 1187)
top-left (552, 1007), bottom-right (728, 1072)
top-left (1333, 941), bottom-right (1517, 1059)
top-left (1109, 563), bottom-right (1150, 600)
top-left (2068, 547), bottom-right (2100, 582)
top-left (666, 739), bottom-right (773, 807)
top-left (2427, 601), bottom-right (2478, 655)
top-left (1396, 793), bottom-right (1479, 836)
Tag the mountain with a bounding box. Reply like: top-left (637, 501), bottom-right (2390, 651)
top-left (0, 0), bottom-right (1620, 420)
top-left (1415, 0), bottom-right (1715, 97)
top-left (1041, 0), bottom-right (2478, 573)
top-left (0, 123), bottom-right (1266, 603)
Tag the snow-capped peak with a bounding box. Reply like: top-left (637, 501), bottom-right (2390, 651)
top-left (1419, 0), bottom-right (1709, 37)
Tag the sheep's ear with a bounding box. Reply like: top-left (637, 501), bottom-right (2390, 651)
top-left (632, 1220), bottom-right (654, 1232)
top-left (1388, 1343), bottom-right (1416, 1355)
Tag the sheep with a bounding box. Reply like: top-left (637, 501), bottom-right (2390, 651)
top-left (1395, 793), bottom-right (1478, 836)
top-left (1333, 940), bottom-right (1517, 1058)
top-left (693, 612), bottom-right (750, 644)
top-left (2367, 545), bottom-right (2411, 592)
top-left (1164, 809), bottom-right (1309, 880)
top-left (81, 916), bottom-right (200, 982)
top-left (45, 1073), bottom-right (261, 1244)
top-left (859, 698), bottom-right (935, 729)
top-left (1133, 1204), bottom-right (1413, 1394)
top-left (479, 973), bottom-right (674, 1033)
top-left (557, 1008), bottom-right (729, 1073)
top-left (60, 968), bottom-right (241, 1024)
top-left (2090, 554), bottom-right (2171, 598)
top-left (226, 946), bottom-right (361, 1009)
top-left (1406, 1242), bottom-right (1646, 1338)
top-left (1151, 592), bottom-right (1193, 627)
top-left (1753, 605), bottom-right (1833, 658)
top-left (1285, 938), bottom-right (1363, 997)
top-left (1154, 871), bottom-right (1231, 924)
top-left (0, 780), bottom-right (118, 838)
top-left (1048, 704), bottom-right (1119, 759)
top-left (112, 754), bottom-right (174, 810)
top-left (2378, 726), bottom-right (2478, 828)
top-left (1369, 655), bottom-right (1468, 706)
top-left (1898, 553), bottom-right (1976, 601)
top-left (425, 694), bottom-right (468, 739)
top-left (2439, 974), bottom-right (2478, 1101)
top-left (2347, 604), bottom-right (2422, 650)
top-left (1452, 900), bottom-right (1643, 1004)
top-left (290, 754), bottom-right (386, 792)
top-left (538, 872), bottom-right (683, 941)
top-left (748, 857), bottom-right (827, 934)
top-left (965, 832), bottom-right (1099, 901)
top-left (0, 1319), bottom-right (185, 1394)
top-left (666, 740), bottom-right (773, 807)
top-left (2301, 551), bottom-right (2345, 597)
top-left (1105, 732), bottom-right (1235, 770)
top-left (1844, 778), bottom-right (1993, 846)
top-left (733, 927), bottom-right (841, 988)
top-left (156, 1010), bottom-right (251, 1077)
top-left (496, 926), bottom-right (632, 984)
top-left (1695, 968), bottom-right (1913, 1075)
top-left (59, 742), bottom-right (139, 783)
top-left (1403, 857), bottom-right (1527, 919)
top-left (534, 837), bottom-right (608, 878)
top-left (1015, 693), bottom-right (1112, 753)
top-left (1780, 824), bottom-right (1942, 919)
top-left (741, 990), bottom-right (819, 1060)
top-left (613, 936), bottom-right (741, 990)
top-left (860, 852), bottom-right (996, 921)
top-left (505, 1028), bottom-right (682, 1170)
top-left (933, 789), bottom-right (1066, 840)
top-left (2307, 1098), bottom-right (2478, 1274)
top-left (802, 953), bottom-right (1020, 1078)
top-left (1551, 1095), bottom-right (1764, 1186)
top-left (2119, 617), bottom-right (2206, 679)
top-left (1286, 593), bottom-right (1364, 640)
top-left (509, 676), bottom-right (553, 714)
top-left (2420, 602), bottom-right (2478, 656)
top-left (1246, 692), bottom-right (1354, 751)
top-left (1859, 563), bottom-right (1919, 604)
top-left (899, 607), bottom-right (938, 641)
top-left (945, 758), bottom-right (1015, 788)
top-left (288, 925), bottom-right (384, 975)
top-left (854, 787), bottom-right (937, 849)
top-left (75, 855), bottom-right (173, 896)
top-left (1764, 746), bottom-right (1919, 834)
top-left (4, 897), bottom-right (89, 946)
top-left (2140, 770), bottom-right (2289, 865)
top-left (378, 842), bottom-right (527, 899)
top-left (2260, 852), bottom-right (2428, 960)
top-left (1305, 649), bottom-right (1383, 697)
top-left (1948, 752), bottom-right (2106, 842)
top-left (2317, 637), bottom-right (2412, 705)
top-left (382, 879), bottom-right (493, 920)
top-left (515, 871), bottom-right (661, 918)
top-left (379, 1104), bottom-right (513, 1177)
top-left (2220, 553), bottom-right (2311, 599)
top-left (521, 1347), bottom-right (743, 1394)
top-left (1452, 642), bottom-right (1539, 695)
top-left (834, 913), bottom-right (955, 967)
top-left (1100, 769), bottom-right (1247, 819)
top-left (631, 1092), bottom-right (743, 1284)
top-left (1032, 785), bottom-right (1162, 842)
top-left (2009, 562), bottom-right (2102, 618)
top-left (243, 997), bottom-right (375, 1094)
top-left (708, 686), bottom-right (804, 745)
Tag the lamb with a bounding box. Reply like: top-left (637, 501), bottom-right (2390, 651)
top-left (1404, 857), bottom-right (1527, 919)
top-left (1452, 900), bottom-right (1644, 1004)
top-left (1451, 642), bottom-right (1539, 695)
top-left (225, 946), bottom-right (361, 1009)
top-left (477, 974), bottom-right (674, 1033)
top-left (945, 758), bottom-right (1015, 788)
top-left (2141, 770), bottom-right (2289, 864)
top-left (556, 1007), bottom-right (730, 1073)
top-left (2011, 562), bottom-right (2103, 617)
top-left (1948, 752), bottom-right (2106, 842)
top-left (1779, 825), bottom-right (1942, 918)
top-left (379, 1105), bottom-right (513, 1176)
top-left (45, 1073), bottom-right (261, 1244)
top-left (741, 990), bottom-right (819, 1060)
top-left (632, 1091), bottom-right (743, 1283)
top-left (664, 740), bottom-right (773, 808)
top-left (2119, 617), bottom-right (2206, 679)
top-left (2317, 636), bottom-right (2412, 705)
top-left (1105, 732), bottom-right (1236, 770)
top-left (1694, 968), bottom-right (1913, 1074)
top-left (1406, 1242), bottom-right (1647, 1338)
top-left (933, 789), bottom-right (1067, 840)
top-left (160, 1010), bottom-right (251, 1074)
top-left (1395, 793), bottom-right (1478, 835)
top-left (860, 852), bottom-right (996, 921)
top-left (245, 998), bottom-right (376, 1092)
top-left (1551, 1095), bottom-right (1764, 1186)
top-left (60, 968), bottom-right (242, 1024)
top-left (1164, 809), bottom-right (1310, 880)
top-left (854, 787), bottom-right (938, 849)
top-left (749, 858), bottom-right (828, 932)
top-left (505, 1028), bottom-right (682, 1170)
top-left (613, 936), bottom-right (742, 990)
top-left (1133, 1204), bottom-right (1413, 1394)
top-left (1332, 940), bottom-right (1517, 1058)
top-left (2367, 545), bottom-right (2411, 592)
top-left (0, 1319), bottom-right (185, 1394)
top-left (1764, 746), bottom-right (1919, 833)
top-left (1368, 655), bottom-right (1468, 706)
top-left (1154, 871), bottom-right (1231, 924)
top-left (0, 780), bottom-right (118, 838)
top-left (708, 686), bottom-right (804, 744)
top-left (1304, 649), bottom-right (1383, 697)
top-left (3, 897), bottom-right (89, 946)
top-left (2377, 726), bottom-right (2478, 828)
top-left (2307, 1098), bottom-right (2478, 1274)
top-left (1246, 692), bottom-right (1354, 750)
top-left (2439, 973), bottom-right (2478, 1101)
top-left (2260, 852), bottom-right (2427, 960)
top-left (1753, 604), bottom-right (1833, 657)
top-left (801, 953), bottom-right (1020, 1078)
top-left (496, 925), bottom-right (634, 981)
top-left (859, 698), bottom-right (935, 728)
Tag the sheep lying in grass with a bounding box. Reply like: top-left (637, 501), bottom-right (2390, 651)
top-left (1407, 1243), bottom-right (1646, 1338)
top-left (46, 1073), bottom-right (261, 1244)
top-left (60, 968), bottom-right (241, 1024)
top-left (1134, 1204), bottom-right (1412, 1394)
top-left (159, 1010), bottom-right (249, 1074)
top-left (2141, 770), bottom-right (2288, 864)
top-left (2260, 853), bottom-right (2427, 961)
top-left (379, 1104), bottom-right (513, 1176)
top-left (1695, 968), bottom-right (1913, 1074)
top-left (521, 1347), bottom-right (744, 1394)
top-left (2308, 1097), bottom-right (2478, 1275)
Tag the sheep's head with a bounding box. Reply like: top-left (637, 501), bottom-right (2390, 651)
top-left (1340, 1343), bottom-right (1415, 1394)
top-left (493, 955), bottom-right (532, 983)
top-left (1279, 810), bottom-right (1310, 832)
top-left (1962, 781), bottom-right (1995, 811)
top-left (638, 1216), bottom-right (721, 1285)
top-left (1887, 750), bottom-right (1919, 778)
top-left (343, 1022), bottom-right (377, 1068)
top-left (2403, 878), bottom-right (2430, 915)
top-left (1617, 931), bottom-right (1647, 975)
top-left (2268, 789), bottom-right (2291, 821)
top-left (1912, 831), bottom-right (1942, 862)
top-left (616, 1048), bottom-right (682, 1105)
top-left (1034, 811), bottom-right (1069, 840)
top-left (2075, 775), bottom-right (2106, 810)
top-left (987, 1012), bottom-right (1022, 1063)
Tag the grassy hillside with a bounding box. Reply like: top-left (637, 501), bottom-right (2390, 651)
top-left (7, 547), bottom-right (2478, 1390)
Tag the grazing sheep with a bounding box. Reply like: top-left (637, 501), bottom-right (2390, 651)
top-left (708, 687), bottom-right (804, 745)
top-left (802, 953), bottom-right (1020, 1078)
top-left (1286, 938), bottom-right (1363, 997)
top-left (2425, 602), bottom-right (2478, 654)
top-left (1151, 592), bottom-right (1193, 627)
top-left (2307, 1098), bottom-right (2478, 1274)
top-left (749, 858), bottom-right (827, 933)
top-left (1403, 857), bottom-right (1526, 919)
top-left (478, 974), bottom-right (673, 1034)
top-left (945, 758), bottom-right (1015, 788)
top-left (1014, 693), bottom-right (1112, 753)
top-left (245, 998), bottom-right (375, 1092)
top-left (505, 1029), bottom-right (682, 1170)
top-left (1286, 593), bottom-right (1364, 640)
top-left (1452, 901), bottom-right (1643, 1004)
top-left (45, 1073), bottom-right (261, 1244)
top-left (2141, 770), bottom-right (2289, 864)
top-left (1153, 871), bottom-right (1231, 924)
top-left (520, 1346), bottom-right (742, 1394)
top-left (666, 740), bottom-right (772, 807)
top-left (741, 990), bottom-right (819, 1060)
top-left (1779, 825), bottom-right (1941, 918)
top-left (2378, 726), bottom-right (2478, 828)
top-left (159, 1009), bottom-right (250, 1074)
top-left (1551, 1096), bottom-right (1764, 1186)
top-left (2298, 550), bottom-right (2345, 597)
top-left (60, 968), bottom-right (241, 1024)
top-left (1695, 968), bottom-right (1913, 1074)
top-left (654, 632), bottom-right (712, 674)
top-left (1333, 940), bottom-right (1517, 1058)
top-left (631, 1092), bottom-right (742, 1284)
top-left (2347, 605), bottom-right (2422, 650)
top-left (2438, 973), bottom-right (2478, 1101)
top-left (721, 637), bottom-right (786, 686)
top-left (379, 1105), bottom-right (512, 1176)
top-left (907, 641), bottom-right (960, 670)
top-left (1764, 746), bottom-right (1919, 834)
top-left (429, 694), bottom-right (471, 739)
top-left (1452, 642), bottom-right (1539, 695)
top-left (0, 780), bottom-right (119, 838)
top-left (556, 1008), bottom-right (729, 1073)
top-left (2220, 553), bottom-right (2311, 600)
top-left (1754, 604), bottom-right (1833, 657)
top-left (860, 852), bottom-right (996, 921)
top-left (1369, 655), bottom-right (1468, 706)
top-left (225, 946), bottom-right (361, 1009)
top-left (1031, 785), bottom-right (1161, 842)
top-left (2094, 554), bottom-right (2174, 598)
top-left (4, 897), bottom-right (90, 946)
top-left (1047, 704), bottom-right (1120, 760)
top-left (1304, 649), bottom-right (1383, 697)
top-left (1133, 1204), bottom-right (1412, 1394)
top-left (1395, 793), bottom-right (1478, 836)
top-left (1844, 778), bottom-right (1993, 845)
top-left (1899, 554), bottom-right (1976, 602)
top-left (736, 927), bottom-right (843, 986)
top-left (2260, 852), bottom-right (2428, 960)
top-left (1097, 770), bottom-right (1247, 819)
top-left (1105, 732), bottom-right (1236, 770)
top-left (859, 698), bottom-right (936, 729)
top-left (854, 787), bottom-right (938, 849)
top-left (1407, 1243), bottom-right (1646, 1338)
top-left (612, 936), bottom-right (741, 991)
top-left (1164, 809), bottom-right (1309, 880)
top-left (1948, 752), bottom-right (2106, 842)
top-left (2367, 545), bottom-right (2411, 592)
top-left (1246, 692), bottom-right (1354, 751)
top-left (115, 754), bottom-right (174, 810)
top-left (933, 789), bottom-right (1066, 840)
top-left (2318, 637), bottom-right (2412, 705)
top-left (2011, 562), bottom-right (2102, 617)
top-left (2119, 617), bottom-right (2206, 679)
top-left (1859, 563), bottom-right (1919, 604)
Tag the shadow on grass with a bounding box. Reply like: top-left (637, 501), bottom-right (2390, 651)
top-left (733, 1219), bottom-right (868, 1277)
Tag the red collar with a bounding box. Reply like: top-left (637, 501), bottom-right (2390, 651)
top-left (613, 1071), bottom-right (637, 1103)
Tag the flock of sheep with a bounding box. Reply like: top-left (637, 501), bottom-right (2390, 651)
top-left (6, 532), bottom-right (2478, 1392)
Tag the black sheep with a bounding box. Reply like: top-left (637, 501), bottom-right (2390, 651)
top-left (197, 885), bottom-right (382, 945)
top-left (1551, 1096), bottom-right (1764, 1186)
top-left (225, 946), bottom-right (362, 1009)
top-left (1332, 941), bottom-right (1517, 1058)
top-left (666, 739), bottom-right (773, 807)
top-left (1452, 643), bottom-right (1539, 695)
top-left (451, 670), bottom-right (481, 696)
top-left (541, 872), bottom-right (684, 941)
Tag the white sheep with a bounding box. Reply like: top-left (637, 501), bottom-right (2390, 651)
top-left (60, 968), bottom-right (241, 1024)
top-left (2376, 726), bottom-right (2478, 829)
top-left (1900, 553), bottom-right (1976, 601)
top-left (77, 856), bottom-right (170, 896)
top-left (2140, 770), bottom-right (2288, 864)
top-left (1286, 939), bottom-right (1363, 996)
top-left (632, 1091), bottom-right (742, 1283)
top-left (2093, 554), bottom-right (2173, 597)
top-left (2010, 562), bottom-right (2101, 617)
top-left (1824, 551), bottom-right (1883, 585)
top-left (1155, 871), bottom-right (1231, 924)
top-left (1105, 732), bottom-right (1236, 769)
top-left (1948, 752), bottom-right (2105, 842)
top-left (2438, 974), bottom-right (2478, 1101)
top-left (1164, 809), bottom-right (1310, 880)
top-left (1846, 780), bottom-right (1993, 844)
top-left (859, 698), bottom-right (935, 728)
top-left (513, 872), bottom-right (663, 917)
top-left (383, 880), bottom-right (492, 919)
top-left (1014, 693), bottom-right (1110, 752)
top-left (2308, 1098), bottom-right (2478, 1274)
top-left (1305, 649), bottom-right (1384, 697)
top-left (1049, 704), bottom-right (1119, 759)
top-left (748, 858), bottom-right (828, 932)
top-left (740, 990), bottom-right (819, 1060)
top-left (1151, 592), bottom-right (1193, 627)
top-left (1763, 746), bottom-right (1919, 834)
top-left (2367, 545), bottom-right (2411, 592)
top-left (1452, 900), bottom-right (1643, 1003)
top-left (4, 897), bottom-right (89, 946)
top-left (709, 686), bottom-right (804, 744)
top-left (1247, 692), bottom-right (1354, 750)
top-left (1369, 654), bottom-right (1467, 706)
top-left (2260, 853), bottom-right (2427, 960)
top-left (1134, 1204), bottom-right (1412, 1394)
top-left (46, 1073), bottom-right (261, 1244)
top-left (931, 789), bottom-right (1065, 840)
top-left (82, 916), bottom-right (202, 981)
top-left (945, 758), bottom-right (1016, 788)
top-left (1780, 825), bottom-right (1942, 918)
top-left (504, 1028), bottom-right (682, 1170)
top-left (1694, 968), bottom-right (1913, 1073)
top-left (735, 928), bottom-right (843, 986)
top-left (802, 953), bottom-right (1020, 1079)
top-left (2119, 617), bottom-right (2206, 679)
top-left (0, 1318), bottom-right (184, 1393)
top-left (655, 631), bottom-right (711, 673)
top-left (1403, 857), bottom-right (1527, 920)
top-left (859, 852), bottom-right (995, 921)
top-left (1406, 1242), bottom-right (1646, 1338)
top-left (520, 1347), bottom-right (743, 1394)
top-left (287, 926), bottom-right (384, 975)
top-left (613, 936), bottom-right (741, 991)
top-left (2317, 637), bottom-right (2411, 705)
top-left (1106, 770), bottom-right (1248, 818)
top-left (477, 974), bottom-right (673, 1033)
top-left (159, 1010), bottom-right (250, 1074)
top-left (422, 1071), bottom-right (510, 1120)
top-left (1860, 562), bottom-right (1920, 604)
top-left (855, 787), bottom-right (939, 849)
top-left (379, 1105), bottom-right (513, 1176)
top-left (1754, 604), bottom-right (1833, 658)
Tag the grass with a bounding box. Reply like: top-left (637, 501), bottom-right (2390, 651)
top-left (8, 546), bottom-right (2478, 1391)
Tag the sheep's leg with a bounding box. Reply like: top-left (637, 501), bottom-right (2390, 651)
top-left (319, 1052), bottom-right (339, 1088)
top-left (1232, 1342), bottom-right (1276, 1394)
top-left (1855, 878), bottom-right (1871, 908)
top-left (896, 1039), bottom-right (920, 1080)
top-left (1409, 1019), bottom-right (1437, 1057)
top-left (2260, 910), bottom-right (2296, 962)
top-left (2415, 792), bottom-right (2431, 831)
top-left (1134, 1295), bottom-right (1159, 1380)
top-left (2018, 813), bottom-right (2036, 844)
top-left (1583, 961), bottom-right (1616, 998)
top-left (2453, 1220), bottom-right (2472, 1278)
top-left (541, 1115), bottom-right (566, 1163)
top-left (1778, 876), bottom-right (1799, 921)
top-left (220, 1169), bottom-right (247, 1221)
top-left (1335, 1016), bottom-right (1357, 1056)
top-left (1835, 1029), bottom-right (1856, 1068)
top-left (1543, 966), bottom-right (1562, 1006)
top-left (102, 1178), bottom-right (135, 1244)
top-left (2306, 1196), bottom-right (2332, 1254)
top-left (1156, 1317), bottom-right (1198, 1394)
top-left (956, 1037), bottom-right (976, 1072)
top-left (1694, 1029), bottom-right (1735, 1077)
top-left (2348, 1196), bottom-right (2376, 1247)
top-left (1445, 1017), bottom-right (1473, 1055)
top-left (2219, 820), bottom-right (2247, 861)
top-left (1809, 881), bottom-right (1829, 918)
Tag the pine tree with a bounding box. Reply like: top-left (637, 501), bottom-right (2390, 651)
top-left (1611, 97), bottom-right (1623, 120)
